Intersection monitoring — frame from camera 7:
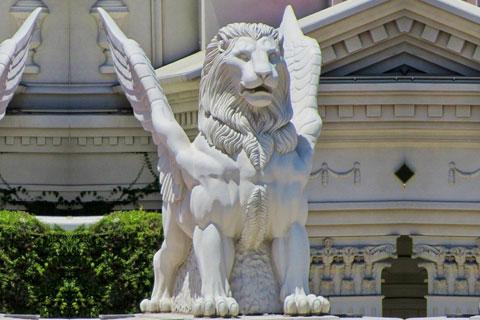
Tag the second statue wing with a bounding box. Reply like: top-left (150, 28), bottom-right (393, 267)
top-left (278, 6), bottom-right (322, 160)
top-left (98, 8), bottom-right (189, 203)
top-left (0, 8), bottom-right (42, 119)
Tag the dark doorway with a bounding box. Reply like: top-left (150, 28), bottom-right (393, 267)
top-left (382, 236), bottom-right (427, 318)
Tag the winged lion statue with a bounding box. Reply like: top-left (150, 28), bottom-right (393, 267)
top-left (99, 6), bottom-right (329, 317)
top-left (0, 8), bottom-right (41, 120)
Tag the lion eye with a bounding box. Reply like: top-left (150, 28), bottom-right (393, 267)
top-left (269, 52), bottom-right (279, 61)
top-left (236, 52), bottom-right (250, 62)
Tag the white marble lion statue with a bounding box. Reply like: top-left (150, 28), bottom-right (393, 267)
top-left (99, 6), bottom-right (329, 317)
top-left (0, 8), bottom-right (41, 120)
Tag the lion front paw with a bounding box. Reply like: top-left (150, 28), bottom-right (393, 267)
top-left (193, 297), bottom-right (239, 317)
top-left (140, 298), bottom-right (172, 313)
top-left (307, 294), bottom-right (330, 314)
top-left (284, 293), bottom-right (330, 315)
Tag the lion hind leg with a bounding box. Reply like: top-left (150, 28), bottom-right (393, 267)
top-left (140, 203), bottom-right (191, 313)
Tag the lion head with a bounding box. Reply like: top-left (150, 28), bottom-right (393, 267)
top-left (198, 23), bottom-right (298, 170)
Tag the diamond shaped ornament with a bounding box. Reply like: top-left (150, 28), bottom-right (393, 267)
top-left (395, 163), bottom-right (414, 185)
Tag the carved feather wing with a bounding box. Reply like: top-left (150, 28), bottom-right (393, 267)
top-left (279, 6), bottom-right (322, 152)
top-left (98, 8), bottom-right (189, 203)
top-left (0, 8), bottom-right (41, 119)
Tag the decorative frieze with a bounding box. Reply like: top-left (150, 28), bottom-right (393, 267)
top-left (413, 238), bottom-right (480, 316)
top-left (10, 0), bottom-right (49, 74)
top-left (310, 162), bottom-right (360, 186)
top-left (448, 162), bottom-right (480, 185)
top-left (90, 0), bottom-right (129, 74)
top-left (309, 238), bottom-right (397, 316)
top-left (413, 239), bottom-right (480, 296)
top-left (309, 238), bottom-right (396, 297)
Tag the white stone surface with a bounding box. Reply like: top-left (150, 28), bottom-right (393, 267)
top-left (425, 296), bottom-right (480, 317)
top-left (100, 5), bottom-right (329, 317)
top-left (329, 296), bottom-right (385, 316)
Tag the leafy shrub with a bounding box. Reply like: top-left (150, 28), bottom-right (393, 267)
top-left (0, 209), bottom-right (163, 318)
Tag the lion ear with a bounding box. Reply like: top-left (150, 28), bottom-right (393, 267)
top-left (278, 5), bottom-right (303, 42)
top-left (278, 35), bottom-right (285, 55)
top-left (216, 33), bottom-right (229, 53)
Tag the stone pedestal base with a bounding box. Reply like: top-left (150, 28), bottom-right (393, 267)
top-left (328, 295), bottom-right (384, 316)
top-left (426, 295), bottom-right (480, 316)
top-left (134, 314), bottom-right (339, 320)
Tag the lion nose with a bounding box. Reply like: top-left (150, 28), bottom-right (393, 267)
top-left (256, 69), bottom-right (272, 81)
top-left (253, 51), bottom-right (273, 81)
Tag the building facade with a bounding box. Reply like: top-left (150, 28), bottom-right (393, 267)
top-left (0, 0), bottom-right (479, 317)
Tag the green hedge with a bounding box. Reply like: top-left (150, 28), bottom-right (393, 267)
top-left (0, 209), bottom-right (163, 318)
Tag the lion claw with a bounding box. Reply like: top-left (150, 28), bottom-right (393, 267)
top-left (284, 293), bottom-right (329, 315)
top-left (140, 298), bottom-right (172, 313)
top-left (193, 296), bottom-right (239, 317)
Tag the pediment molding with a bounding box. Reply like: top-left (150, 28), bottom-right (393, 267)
top-left (323, 39), bottom-right (480, 76)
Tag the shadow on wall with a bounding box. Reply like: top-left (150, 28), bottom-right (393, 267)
top-left (382, 235), bottom-right (428, 318)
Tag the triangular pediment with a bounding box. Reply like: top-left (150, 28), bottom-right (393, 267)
top-left (301, 0), bottom-right (480, 77)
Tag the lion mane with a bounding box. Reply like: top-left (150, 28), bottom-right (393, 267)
top-left (198, 23), bottom-right (298, 170)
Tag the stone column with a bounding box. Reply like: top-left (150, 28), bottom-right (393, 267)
top-left (90, 0), bottom-right (129, 74)
top-left (412, 236), bottom-right (480, 316)
top-left (10, 0), bottom-right (49, 74)
top-left (310, 237), bottom-right (397, 316)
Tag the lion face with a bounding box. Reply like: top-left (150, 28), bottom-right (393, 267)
top-left (198, 23), bottom-right (298, 170)
top-left (222, 36), bottom-right (285, 108)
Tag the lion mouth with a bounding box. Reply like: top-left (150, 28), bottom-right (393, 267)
top-left (241, 84), bottom-right (272, 95)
